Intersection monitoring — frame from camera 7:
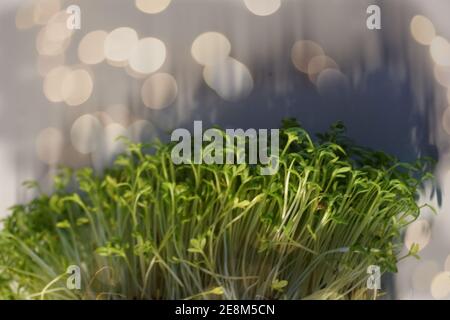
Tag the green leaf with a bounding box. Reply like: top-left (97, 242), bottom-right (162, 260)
top-left (272, 279), bottom-right (288, 292)
top-left (95, 246), bottom-right (126, 258)
top-left (188, 237), bottom-right (206, 254)
top-left (210, 287), bottom-right (224, 295)
top-left (56, 220), bottom-right (71, 229)
top-left (408, 243), bottom-right (421, 259)
top-left (76, 217), bottom-right (90, 226)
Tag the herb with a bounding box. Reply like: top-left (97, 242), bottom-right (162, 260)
top-left (0, 120), bottom-right (434, 300)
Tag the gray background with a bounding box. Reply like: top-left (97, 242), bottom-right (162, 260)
top-left (1, 0), bottom-right (450, 299)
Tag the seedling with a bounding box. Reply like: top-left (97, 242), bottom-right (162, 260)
top-left (0, 120), bottom-right (434, 300)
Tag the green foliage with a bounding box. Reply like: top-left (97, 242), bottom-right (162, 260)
top-left (0, 120), bottom-right (434, 300)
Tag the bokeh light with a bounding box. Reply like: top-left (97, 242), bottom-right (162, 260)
top-left (33, 0), bottom-right (61, 25)
top-left (36, 26), bottom-right (71, 56)
top-left (106, 104), bottom-right (131, 126)
top-left (316, 69), bottom-right (349, 96)
top-left (135, 0), bottom-right (172, 14)
top-left (412, 260), bottom-right (439, 293)
top-left (78, 30), bottom-right (108, 65)
top-left (103, 123), bottom-right (129, 156)
top-left (243, 0), bottom-right (281, 16)
top-left (203, 57), bottom-right (254, 102)
top-left (93, 111), bottom-right (114, 126)
top-left (431, 272), bottom-right (450, 299)
top-left (141, 73), bottom-right (178, 109)
top-left (70, 114), bottom-right (103, 154)
top-left (307, 55), bottom-right (339, 83)
top-left (404, 219), bottom-right (431, 252)
top-left (291, 40), bottom-right (325, 73)
top-left (191, 32), bottom-right (232, 66)
top-left (129, 37), bottom-right (167, 74)
top-left (104, 27), bottom-right (139, 63)
top-left (410, 15), bottom-right (436, 46)
top-left (430, 36), bottom-right (450, 67)
top-left (61, 68), bottom-right (94, 106)
top-left (128, 119), bottom-right (155, 142)
top-left (434, 65), bottom-right (450, 88)
top-left (35, 127), bottom-right (64, 165)
top-left (91, 123), bottom-right (129, 171)
top-left (43, 66), bottom-right (71, 102)
top-left (45, 11), bottom-right (73, 42)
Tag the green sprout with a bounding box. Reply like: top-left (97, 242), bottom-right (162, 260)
top-left (0, 120), bottom-right (434, 300)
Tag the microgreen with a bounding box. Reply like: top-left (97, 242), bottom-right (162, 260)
top-left (0, 120), bottom-right (434, 300)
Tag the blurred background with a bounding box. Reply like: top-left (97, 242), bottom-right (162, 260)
top-left (1, 0), bottom-right (450, 299)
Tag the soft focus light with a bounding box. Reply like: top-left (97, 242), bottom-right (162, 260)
top-left (128, 120), bottom-right (155, 142)
top-left (104, 27), bottom-right (139, 63)
top-left (103, 123), bottom-right (129, 156)
top-left (431, 272), bottom-right (450, 299)
top-left (135, 0), bottom-right (172, 14)
top-left (106, 104), bottom-right (131, 126)
top-left (307, 55), bottom-right (339, 83)
top-left (243, 0), bottom-right (281, 16)
top-left (36, 26), bottom-right (71, 56)
top-left (404, 219), bottom-right (432, 252)
top-left (33, 0), bottom-right (61, 25)
top-left (36, 11), bottom-right (73, 57)
top-left (434, 65), bottom-right (450, 88)
top-left (203, 57), bottom-right (253, 102)
top-left (93, 111), bottom-right (114, 126)
top-left (141, 73), bottom-right (178, 109)
top-left (129, 37), bottom-right (166, 74)
top-left (191, 32), bottom-right (231, 66)
top-left (78, 30), bottom-right (108, 65)
top-left (410, 15), bottom-right (436, 46)
top-left (43, 66), bottom-right (71, 102)
top-left (45, 11), bottom-right (73, 42)
top-left (36, 127), bottom-right (64, 165)
top-left (37, 53), bottom-right (65, 76)
top-left (70, 114), bottom-right (103, 154)
top-left (430, 36), bottom-right (450, 67)
top-left (91, 123), bottom-right (129, 171)
top-left (412, 260), bottom-right (439, 293)
top-left (61, 69), bottom-right (94, 106)
top-left (316, 69), bottom-right (349, 96)
top-left (291, 40), bottom-right (325, 73)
